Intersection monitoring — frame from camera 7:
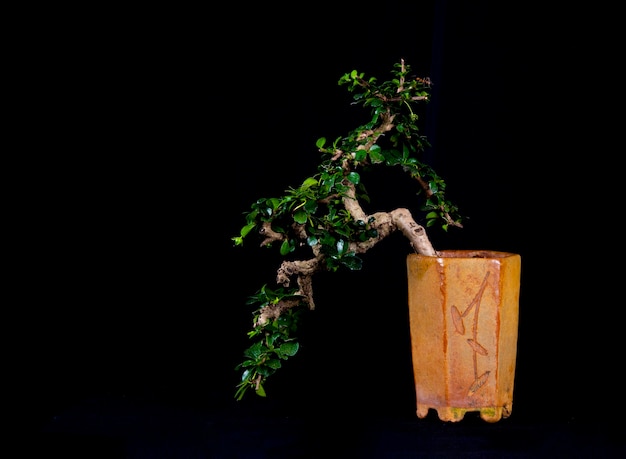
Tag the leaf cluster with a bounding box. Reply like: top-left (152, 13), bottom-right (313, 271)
top-left (234, 286), bottom-right (304, 400)
top-left (232, 60), bottom-right (462, 399)
top-left (233, 62), bottom-right (460, 255)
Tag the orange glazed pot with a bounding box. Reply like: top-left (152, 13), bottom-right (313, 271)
top-left (406, 250), bottom-right (521, 422)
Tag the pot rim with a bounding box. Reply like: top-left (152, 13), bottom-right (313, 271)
top-left (410, 250), bottom-right (519, 259)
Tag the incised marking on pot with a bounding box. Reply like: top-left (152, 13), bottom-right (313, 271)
top-left (468, 370), bottom-right (490, 396)
top-left (451, 272), bottom-right (491, 397)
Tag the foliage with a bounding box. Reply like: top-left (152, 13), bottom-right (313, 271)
top-left (232, 60), bottom-right (462, 400)
top-left (234, 285), bottom-right (303, 400)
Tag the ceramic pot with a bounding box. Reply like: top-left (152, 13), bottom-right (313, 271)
top-left (406, 250), bottom-right (521, 422)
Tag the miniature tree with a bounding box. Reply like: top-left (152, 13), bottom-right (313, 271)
top-left (232, 59), bottom-right (463, 400)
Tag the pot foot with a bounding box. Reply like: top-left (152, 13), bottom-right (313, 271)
top-left (417, 404), bottom-right (512, 423)
top-left (416, 404), bottom-right (430, 419)
top-left (416, 405), bottom-right (467, 422)
top-left (479, 407), bottom-right (503, 423)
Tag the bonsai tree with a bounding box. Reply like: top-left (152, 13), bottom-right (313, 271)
top-left (232, 59), bottom-right (463, 401)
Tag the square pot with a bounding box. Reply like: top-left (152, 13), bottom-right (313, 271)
top-left (407, 250), bottom-right (521, 422)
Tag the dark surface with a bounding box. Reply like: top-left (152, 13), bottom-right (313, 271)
top-left (20, 2), bottom-right (623, 457)
top-left (33, 395), bottom-right (625, 458)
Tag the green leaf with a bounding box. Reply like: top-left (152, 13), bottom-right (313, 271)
top-left (293, 209), bottom-right (308, 224)
top-left (301, 177), bottom-right (318, 189)
top-left (316, 137), bottom-right (326, 148)
top-left (354, 149), bottom-right (367, 161)
top-left (347, 171), bottom-right (360, 185)
top-left (265, 358), bottom-right (282, 369)
top-left (240, 223), bottom-right (256, 238)
top-left (368, 144), bottom-right (384, 164)
top-left (266, 332), bottom-right (279, 347)
top-left (304, 199), bottom-right (318, 214)
top-left (244, 341), bottom-right (265, 360)
top-left (255, 383), bottom-right (267, 397)
top-left (279, 341), bottom-right (300, 357)
top-left (280, 239), bottom-right (292, 255)
top-left (341, 255), bottom-right (363, 271)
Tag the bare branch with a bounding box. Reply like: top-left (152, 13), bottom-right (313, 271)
top-left (259, 221), bottom-right (285, 247)
top-left (256, 298), bottom-right (303, 326)
top-left (392, 208), bottom-right (438, 256)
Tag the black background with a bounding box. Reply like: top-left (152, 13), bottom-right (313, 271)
top-left (19, 1), bottom-right (623, 456)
